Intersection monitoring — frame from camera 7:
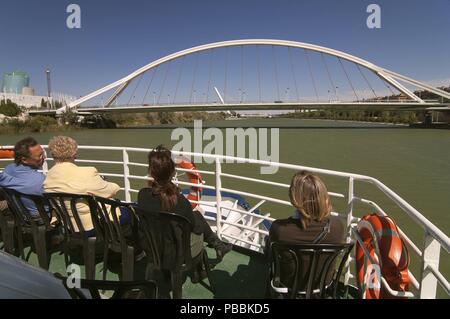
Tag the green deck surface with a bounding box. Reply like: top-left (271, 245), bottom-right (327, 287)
top-left (22, 245), bottom-right (269, 299)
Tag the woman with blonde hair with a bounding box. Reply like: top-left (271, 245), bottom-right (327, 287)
top-left (270, 170), bottom-right (344, 244)
top-left (268, 171), bottom-right (345, 289)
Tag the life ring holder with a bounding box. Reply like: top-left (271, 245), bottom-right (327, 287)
top-left (355, 214), bottom-right (410, 299)
top-left (0, 148), bottom-right (15, 159)
top-left (173, 156), bottom-right (203, 209)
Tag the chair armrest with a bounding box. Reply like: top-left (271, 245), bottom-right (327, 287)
top-left (271, 279), bottom-right (288, 294)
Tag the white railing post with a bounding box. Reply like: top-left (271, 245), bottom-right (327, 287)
top-left (419, 233), bottom-right (441, 298)
top-left (122, 149), bottom-right (131, 202)
top-left (344, 177), bottom-right (354, 285)
top-left (215, 158), bottom-right (223, 240)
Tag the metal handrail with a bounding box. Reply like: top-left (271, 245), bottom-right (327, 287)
top-left (2, 144), bottom-right (449, 249)
top-left (1, 144), bottom-right (449, 298)
top-left (2, 145), bottom-right (450, 247)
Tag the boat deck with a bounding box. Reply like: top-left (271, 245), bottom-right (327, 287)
top-left (24, 245), bottom-right (270, 299)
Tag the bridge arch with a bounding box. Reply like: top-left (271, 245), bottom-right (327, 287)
top-left (61, 39), bottom-right (450, 112)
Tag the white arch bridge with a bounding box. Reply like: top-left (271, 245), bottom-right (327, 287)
top-left (33, 39), bottom-right (450, 115)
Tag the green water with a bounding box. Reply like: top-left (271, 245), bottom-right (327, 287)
top-left (1, 118), bottom-right (449, 295)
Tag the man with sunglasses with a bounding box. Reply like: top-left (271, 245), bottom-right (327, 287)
top-left (0, 137), bottom-right (46, 216)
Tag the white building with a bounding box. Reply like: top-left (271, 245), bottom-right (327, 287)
top-left (0, 92), bottom-right (77, 109)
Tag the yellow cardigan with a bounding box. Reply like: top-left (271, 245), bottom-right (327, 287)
top-left (44, 162), bottom-right (120, 232)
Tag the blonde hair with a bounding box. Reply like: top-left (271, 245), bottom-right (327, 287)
top-left (48, 136), bottom-right (78, 162)
top-left (289, 171), bottom-right (332, 229)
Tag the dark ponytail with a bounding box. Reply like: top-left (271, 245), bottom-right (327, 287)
top-left (148, 145), bottom-right (179, 211)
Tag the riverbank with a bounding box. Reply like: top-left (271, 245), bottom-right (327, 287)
top-left (2, 110), bottom-right (446, 134)
top-left (118, 119), bottom-right (409, 129)
top-left (0, 115), bottom-right (81, 134)
top-left (111, 111), bottom-right (227, 127)
top-left (278, 109), bottom-right (421, 124)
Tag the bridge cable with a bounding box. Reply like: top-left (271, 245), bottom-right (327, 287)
top-left (241, 45), bottom-right (244, 103)
top-left (173, 56), bottom-right (186, 104)
top-left (127, 73), bottom-right (144, 106)
top-left (272, 45), bottom-right (281, 101)
top-left (157, 60), bottom-right (172, 104)
top-left (142, 66), bottom-right (159, 104)
top-left (338, 57), bottom-right (360, 101)
top-left (321, 53), bottom-right (337, 101)
top-left (288, 47), bottom-right (300, 102)
top-left (356, 64), bottom-right (378, 100)
top-left (189, 53), bottom-right (199, 104)
top-left (304, 49), bottom-right (319, 101)
top-left (256, 45), bottom-right (262, 103)
top-left (382, 78), bottom-right (396, 97)
top-left (206, 49), bottom-right (214, 103)
top-left (224, 47), bottom-right (229, 103)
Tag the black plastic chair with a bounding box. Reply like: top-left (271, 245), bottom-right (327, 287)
top-left (0, 187), bottom-right (55, 270)
top-left (135, 207), bottom-right (214, 299)
top-left (55, 273), bottom-right (158, 299)
top-left (92, 196), bottom-right (139, 281)
top-left (44, 192), bottom-right (103, 280)
top-left (268, 242), bottom-right (354, 299)
top-left (0, 196), bottom-right (16, 255)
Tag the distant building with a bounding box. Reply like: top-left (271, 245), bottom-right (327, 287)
top-left (0, 92), bottom-right (77, 109)
top-left (1, 71), bottom-right (76, 109)
top-left (2, 71), bottom-right (30, 94)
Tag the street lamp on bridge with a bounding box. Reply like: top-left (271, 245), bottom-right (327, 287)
top-left (238, 88), bottom-right (242, 103)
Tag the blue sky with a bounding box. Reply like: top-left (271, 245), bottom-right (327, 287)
top-left (1, 0), bottom-right (449, 100)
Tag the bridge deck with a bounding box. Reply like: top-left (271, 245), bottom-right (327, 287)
top-left (29, 102), bottom-right (449, 116)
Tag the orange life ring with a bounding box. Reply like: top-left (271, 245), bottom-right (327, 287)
top-left (355, 214), bottom-right (410, 299)
top-left (175, 158), bottom-right (203, 209)
top-left (0, 148), bottom-right (14, 159)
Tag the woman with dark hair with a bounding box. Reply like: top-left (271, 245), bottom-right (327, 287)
top-left (137, 145), bottom-right (232, 262)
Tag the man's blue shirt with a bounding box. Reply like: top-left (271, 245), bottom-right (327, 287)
top-left (0, 164), bottom-right (45, 215)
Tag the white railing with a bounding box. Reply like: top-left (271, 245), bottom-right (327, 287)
top-left (1, 145), bottom-right (449, 299)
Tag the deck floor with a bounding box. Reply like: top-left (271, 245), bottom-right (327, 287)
top-left (23, 245), bottom-right (270, 299)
